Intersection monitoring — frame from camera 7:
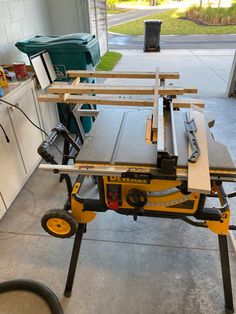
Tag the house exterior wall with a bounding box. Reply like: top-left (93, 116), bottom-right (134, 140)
top-left (88, 0), bottom-right (108, 55)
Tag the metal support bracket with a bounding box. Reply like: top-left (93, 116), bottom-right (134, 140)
top-left (184, 112), bottom-right (201, 163)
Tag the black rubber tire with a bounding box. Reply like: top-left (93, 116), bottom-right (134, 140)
top-left (41, 209), bottom-right (78, 238)
top-left (0, 279), bottom-right (63, 314)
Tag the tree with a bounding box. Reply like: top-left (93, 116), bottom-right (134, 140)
top-left (149, 0), bottom-right (157, 6)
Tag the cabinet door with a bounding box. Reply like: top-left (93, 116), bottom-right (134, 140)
top-left (9, 81), bottom-right (43, 173)
top-left (48, 102), bottom-right (59, 131)
top-left (0, 104), bottom-right (27, 208)
top-left (38, 101), bottom-right (59, 135)
top-left (0, 193), bottom-right (6, 219)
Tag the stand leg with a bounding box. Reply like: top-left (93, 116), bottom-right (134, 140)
top-left (60, 105), bottom-right (73, 183)
top-left (218, 235), bottom-right (234, 314)
top-left (64, 223), bottom-right (86, 297)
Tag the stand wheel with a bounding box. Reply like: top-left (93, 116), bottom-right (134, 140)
top-left (41, 209), bottom-right (78, 238)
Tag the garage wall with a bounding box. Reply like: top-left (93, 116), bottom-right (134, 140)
top-left (48, 0), bottom-right (90, 35)
top-left (48, 0), bottom-right (108, 56)
top-left (0, 0), bottom-right (107, 65)
top-left (0, 0), bottom-right (52, 65)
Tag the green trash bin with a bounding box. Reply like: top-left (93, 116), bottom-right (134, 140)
top-left (16, 33), bottom-right (101, 133)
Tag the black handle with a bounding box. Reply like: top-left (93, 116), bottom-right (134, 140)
top-left (38, 123), bottom-right (81, 164)
top-left (83, 199), bottom-right (108, 212)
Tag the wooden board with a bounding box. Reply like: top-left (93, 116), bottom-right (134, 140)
top-left (38, 95), bottom-right (204, 109)
top-left (187, 107), bottom-right (211, 194)
top-left (67, 70), bottom-right (180, 80)
top-left (38, 94), bottom-right (155, 106)
top-left (172, 98), bottom-right (205, 109)
top-left (152, 68), bottom-right (159, 130)
top-left (62, 76), bottom-right (80, 102)
top-left (48, 84), bottom-right (197, 96)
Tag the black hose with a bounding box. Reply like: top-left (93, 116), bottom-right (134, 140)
top-left (0, 279), bottom-right (63, 314)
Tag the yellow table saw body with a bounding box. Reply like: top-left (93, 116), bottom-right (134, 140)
top-left (70, 176), bottom-right (230, 236)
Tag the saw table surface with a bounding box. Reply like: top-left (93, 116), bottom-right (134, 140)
top-left (76, 109), bottom-right (235, 171)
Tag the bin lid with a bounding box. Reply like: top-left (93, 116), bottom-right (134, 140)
top-left (144, 20), bottom-right (162, 24)
top-left (25, 33), bottom-right (95, 45)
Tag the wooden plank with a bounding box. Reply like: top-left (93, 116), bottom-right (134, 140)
top-left (172, 98), bottom-right (205, 109)
top-left (67, 70), bottom-right (180, 80)
top-left (62, 76), bottom-right (80, 102)
top-left (152, 67), bottom-right (159, 130)
top-left (38, 94), bottom-right (154, 106)
top-left (188, 107), bottom-right (211, 194)
top-left (48, 84), bottom-right (197, 96)
top-left (145, 115), bottom-right (152, 144)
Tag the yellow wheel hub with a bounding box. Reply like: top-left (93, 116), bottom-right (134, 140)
top-left (46, 218), bottom-right (71, 235)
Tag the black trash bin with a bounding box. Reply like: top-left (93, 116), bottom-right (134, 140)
top-left (144, 20), bottom-right (162, 52)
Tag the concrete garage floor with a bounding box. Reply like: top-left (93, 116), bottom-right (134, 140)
top-left (0, 49), bottom-right (236, 314)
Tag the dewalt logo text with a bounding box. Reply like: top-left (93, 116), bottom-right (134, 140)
top-left (108, 176), bottom-right (149, 184)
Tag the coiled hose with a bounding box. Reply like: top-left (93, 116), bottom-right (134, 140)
top-left (0, 279), bottom-right (63, 314)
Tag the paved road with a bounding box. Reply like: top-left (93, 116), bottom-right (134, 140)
top-left (108, 9), bottom-right (166, 27)
top-left (109, 33), bottom-right (236, 50)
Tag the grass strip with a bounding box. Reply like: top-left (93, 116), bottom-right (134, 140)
top-left (96, 51), bottom-right (122, 71)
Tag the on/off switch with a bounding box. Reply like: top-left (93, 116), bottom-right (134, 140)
top-left (107, 184), bottom-right (121, 210)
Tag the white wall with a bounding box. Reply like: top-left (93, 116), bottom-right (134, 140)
top-left (0, 0), bottom-right (52, 65)
top-left (48, 0), bottom-right (90, 35)
top-left (48, 0), bottom-right (108, 55)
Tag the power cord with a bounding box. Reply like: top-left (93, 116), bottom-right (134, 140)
top-left (0, 123), bottom-right (10, 143)
top-left (0, 98), bottom-right (72, 158)
top-left (0, 98), bottom-right (48, 136)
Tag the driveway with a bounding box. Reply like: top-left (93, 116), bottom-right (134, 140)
top-left (109, 33), bottom-right (236, 50)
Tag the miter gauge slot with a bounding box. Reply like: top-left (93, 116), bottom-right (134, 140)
top-left (156, 98), bottom-right (178, 176)
top-left (184, 112), bottom-right (201, 163)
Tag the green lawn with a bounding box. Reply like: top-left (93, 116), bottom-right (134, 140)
top-left (96, 51), bottom-right (122, 71)
top-left (109, 9), bottom-right (236, 35)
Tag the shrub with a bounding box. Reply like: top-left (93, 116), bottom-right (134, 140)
top-left (185, 4), bottom-right (236, 25)
top-left (107, 0), bottom-right (119, 9)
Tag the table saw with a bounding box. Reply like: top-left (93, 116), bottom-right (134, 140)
top-left (37, 69), bottom-right (236, 314)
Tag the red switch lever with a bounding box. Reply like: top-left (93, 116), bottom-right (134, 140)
top-left (108, 192), bottom-right (119, 210)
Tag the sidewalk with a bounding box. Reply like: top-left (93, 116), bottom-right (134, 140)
top-left (109, 33), bottom-right (236, 50)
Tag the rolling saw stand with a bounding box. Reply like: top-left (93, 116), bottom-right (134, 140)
top-left (38, 68), bottom-right (236, 313)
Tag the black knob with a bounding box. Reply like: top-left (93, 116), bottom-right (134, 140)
top-left (126, 189), bottom-right (148, 221)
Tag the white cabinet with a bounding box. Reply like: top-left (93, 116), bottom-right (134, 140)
top-left (9, 80), bottom-right (43, 173)
top-left (0, 77), bottom-right (59, 216)
top-left (37, 86), bottom-right (59, 135)
top-left (38, 100), bottom-right (59, 135)
top-left (0, 103), bottom-right (26, 208)
top-left (0, 194), bottom-right (6, 219)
